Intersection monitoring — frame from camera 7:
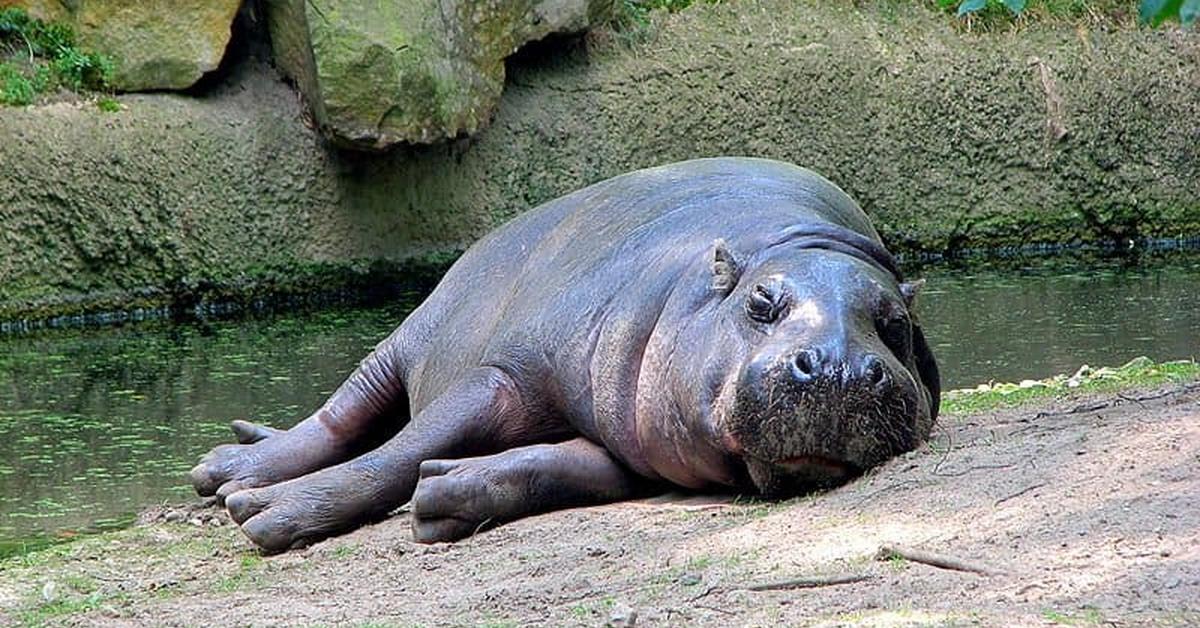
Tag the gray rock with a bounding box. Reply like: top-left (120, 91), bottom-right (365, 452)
top-left (264, 0), bottom-right (615, 149)
top-left (608, 603), bottom-right (637, 627)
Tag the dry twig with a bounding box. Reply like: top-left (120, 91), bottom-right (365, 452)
top-left (742, 574), bottom-right (872, 591)
top-left (691, 573), bottom-right (872, 600)
top-left (994, 482), bottom-right (1046, 506)
top-left (876, 544), bottom-right (1003, 576)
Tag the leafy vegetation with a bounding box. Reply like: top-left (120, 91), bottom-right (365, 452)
top-left (0, 7), bottom-right (113, 106)
top-left (1140, 0), bottom-right (1199, 25)
top-left (95, 95), bottom-right (120, 112)
top-left (938, 0), bottom-right (1195, 26)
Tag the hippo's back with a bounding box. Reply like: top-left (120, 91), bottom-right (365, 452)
top-left (401, 158), bottom-right (877, 408)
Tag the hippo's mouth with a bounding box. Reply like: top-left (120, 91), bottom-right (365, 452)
top-left (742, 454), bottom-right (863, 497)
top-left (775, 455), bottom-right (857, 480)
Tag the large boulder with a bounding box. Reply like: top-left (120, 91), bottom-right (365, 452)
top-left (1, 0), bottom-right (241, 91)
top-left (265, 0), bottom-right (615, 150)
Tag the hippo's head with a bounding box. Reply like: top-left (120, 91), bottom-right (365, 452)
top-left (692, 230), bottom-right (940, 497)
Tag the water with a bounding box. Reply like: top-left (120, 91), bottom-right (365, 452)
top-left (0, 305), bottom-right (413, 556)
top-left (0, 253), bottom-right (1197, 552)
top-left (917, 252), bottom-right (1200, 388)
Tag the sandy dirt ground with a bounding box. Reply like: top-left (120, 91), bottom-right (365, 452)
top-left (1, 382), bottom-right (1197, 627)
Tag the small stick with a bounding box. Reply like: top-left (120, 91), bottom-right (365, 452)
top-left (877, 544), bottom-right (1003, 576)
top-left (693, 603), bottom-right (735, 616)
top-left (689, 573), bottom-right (871, 601)
top-left (994, 482), bottom-right (1046, 506)
top-left (741, 573), bottom-right (872, 591)
top-left (1034, 401), bottom-right (1109, 419)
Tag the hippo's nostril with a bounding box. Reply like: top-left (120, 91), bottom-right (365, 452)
top-left (792, 349), bottom-right (822, 382)
top-left (863, 355), bottom-right (887, 387)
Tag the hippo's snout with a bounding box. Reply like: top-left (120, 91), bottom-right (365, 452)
top-left (788, 347), bottom-right (892, 393)
top-left (725, 341), bottom-right (926, 497)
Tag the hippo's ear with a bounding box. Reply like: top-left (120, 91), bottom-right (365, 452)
top-left (899, 278), bottom-right (925, 309)
top-left (911, 324), bottom-right (941, 420)
top-left (710, 238), bottom-right (741, 293)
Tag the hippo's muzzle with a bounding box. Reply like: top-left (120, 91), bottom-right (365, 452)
top-left (724, 342), bottom-right (924, 497)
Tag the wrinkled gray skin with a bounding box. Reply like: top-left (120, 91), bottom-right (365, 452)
top-left (191, 158), bottom-right (940, 552)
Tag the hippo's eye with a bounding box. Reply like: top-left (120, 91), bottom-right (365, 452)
top-left (745, 283), bottom-right (786, 324)
top-left (878, 314), bottom-right (912, 357)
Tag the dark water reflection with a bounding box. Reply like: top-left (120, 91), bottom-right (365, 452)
top-left (0, 305), bottom-right (412, 553)
top-left (0, 253), bottom-right (1197, 548)
top-left (917, 252), bottom-right (1199, 389)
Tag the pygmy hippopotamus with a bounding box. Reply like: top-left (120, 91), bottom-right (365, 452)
top-left (191, 157), bottom-right (940, 552)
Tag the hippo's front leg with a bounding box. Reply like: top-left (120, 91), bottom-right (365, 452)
top-left (191, 327), bottom-right (410, 502)
top-left (411, 437), bottom-right (645, 543)
top-left (224, 367), bottom-right (569, 552)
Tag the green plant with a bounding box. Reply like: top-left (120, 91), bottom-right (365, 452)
top-left (0, 7), bottom-right (114, 106)
top-left (0, 61), bottom-right (34, 104)
top-left (96, 96), bottom-right (120, 112)
top-left (1042, 607), bottom-right (1106, 625)
top-left (951, 0), bottom-right (1028, 17)
top-left (1140, 0), bottom-right (1199, 25)
top-left (51, 46), bottom-right (113, 90)
top-left (940, 0), bottom-right (1195, 25)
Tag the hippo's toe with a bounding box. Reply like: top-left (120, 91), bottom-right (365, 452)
top-left (189, 461), bottom-right (222, 497)
top-left (226, 487), bottom-right (309, 553)
top-left (412, 517), bottom-right (479, 544)
top-left (215, 480), bottom-right (247, 503)
top-left (411, 458), bottom-right (513, 543)
top-left (190, 442), bottom-right (259, 497)
top-left (239, 511), bottom-right (304, 554)
top-left (225, 469), bottom-right (381, 553)
top-left (225, 487), bottom-right (271, 524)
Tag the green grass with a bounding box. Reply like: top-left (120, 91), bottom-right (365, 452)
top-left (0, 7), bottom-right (113, 106)
top-left (17, 591), bottom-right (119, 627)
top-left (943, 357), bottom-right (1200, 415)
top-left (1043, 607), bottom-right (1106, 625)
top-left (331, 543), bottom-right (359, 559)
top-left (214, 552), bottom-right (267, 593)
top-left (95, 95), bottom-right (120, 112)
top-left (0, 525), bottom-right (237, 624)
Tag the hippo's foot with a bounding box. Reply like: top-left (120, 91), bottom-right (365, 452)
top-left (409, 456), bottom-right (527, 543)
top-left (224, 464), bottom-right (385, 553)
top-left (190, 419), bottom-right (342, 503)
top-left (411, 438), bottom-right (641, 543)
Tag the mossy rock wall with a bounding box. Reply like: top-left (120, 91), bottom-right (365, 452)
top-left (1, 0), bottom-right (1198, 322)
top-left (263, 0), bottom-right (615, 149)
